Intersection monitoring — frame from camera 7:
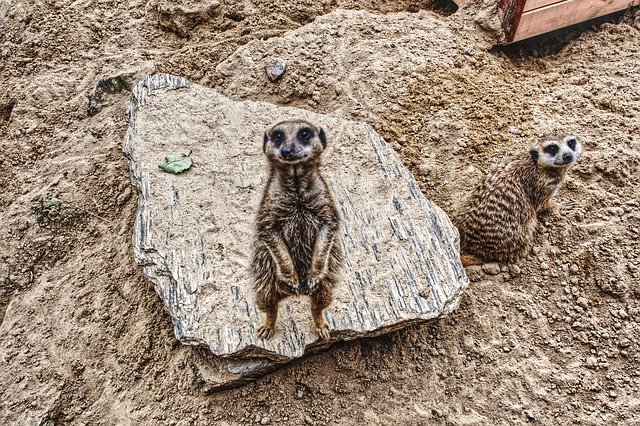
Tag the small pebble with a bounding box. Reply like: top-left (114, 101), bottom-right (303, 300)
top-left (576, 297), bottom-right (589, 309)
top-left (261, 416), bottom-right (271, 425)
top-left (265, 57), bottom-right (286, 82)
top-left (509, 264), bottom-right (522, 276)
top-left (586, 356), bottom-right (597, 368)
top-left (609, 207), bottom-right (624, 216)
top-left (481, 262), bottom-right (501, 275)
top-left (117, 186), bottom-right (132, 206)
top-left (465, 265), bottom-right (483, 282)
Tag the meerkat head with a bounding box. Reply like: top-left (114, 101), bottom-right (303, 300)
top-left (530, 135), bottom-right (583, 170)
top-left (263, 120), bottom-right (326, 166)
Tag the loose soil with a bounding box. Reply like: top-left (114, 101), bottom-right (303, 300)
top-left (1, 0), bottom-right (639, 424)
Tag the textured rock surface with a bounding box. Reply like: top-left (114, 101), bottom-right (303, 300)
top-left (156, 0), bottom-right (221, 38)
top-left (124, 73), bottom-right (467, 388)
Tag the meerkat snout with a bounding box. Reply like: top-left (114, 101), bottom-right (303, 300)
top-left (263, 121), bottom-right (327, 165)
top-left (533, 135), bottom-right (583, 168)
top-left (281, 145), bottom-right (294, 158)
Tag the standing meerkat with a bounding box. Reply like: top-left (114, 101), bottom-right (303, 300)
top-left (454, 135), bottom-right (583, 266)
top-left (252, 119), bottom-right (342, 341)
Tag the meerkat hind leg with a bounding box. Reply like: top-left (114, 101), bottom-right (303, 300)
top-left (256, 293), bottom-right (282, 339)
top-left (310, 288), bottom-right (332, 342)
top-left (257, 303), bottom-right (279, 339)
top-left (539, 198), bottom-right (560, 216)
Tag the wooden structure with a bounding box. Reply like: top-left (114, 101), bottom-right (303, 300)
top-left (455, 0), bottom-right (639, 43)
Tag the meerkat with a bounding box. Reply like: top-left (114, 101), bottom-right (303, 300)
top-left (454, 135), bottom-right (583, 266)
top-left (252, 119), bottom-right (342, 341)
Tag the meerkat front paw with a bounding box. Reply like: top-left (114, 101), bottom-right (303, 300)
top-left (276, 270), bottom-right (300, 292)
top-left (303, 267), bottom-right (326, 294)
top-left (278, 279), bottom-right (300, 293)
top-left (257, 323), bottom-right (275, 339)
top-left (300, 276), bottom-right (321, 295)
top-left (275, 265), bottom-right (298, 282)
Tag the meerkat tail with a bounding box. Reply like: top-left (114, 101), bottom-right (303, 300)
top-left (460, 254), bottom-right (483, 267)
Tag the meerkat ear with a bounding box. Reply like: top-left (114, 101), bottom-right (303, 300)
top-left (263, 132), bottom-right (268, 153)
top-left (530, 148), bottom-right (539, 163)
top-left (318, 127), bottom-right (327, 149)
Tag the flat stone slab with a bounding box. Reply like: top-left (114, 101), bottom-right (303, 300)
top-left (124, 73), bottom-right (467, 389)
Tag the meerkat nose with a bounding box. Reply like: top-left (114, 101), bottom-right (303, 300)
top-left (281, 146), bottom-right (293, 158)
top-left (562, 153), bottom-right (574, 163)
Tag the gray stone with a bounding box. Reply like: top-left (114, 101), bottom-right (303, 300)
top-left (264, 57), bottom-right (286, 82)
top-left (124, 73), bottom-right (467, 389)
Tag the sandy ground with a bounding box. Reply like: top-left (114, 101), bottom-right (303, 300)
top-left (1, 0), bottom-right (639, 424)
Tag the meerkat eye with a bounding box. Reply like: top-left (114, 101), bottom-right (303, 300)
top-left (272, 130), bottom-right (285, 145)
top-left (543, 144), bottom-right (559, 156)
top-left (297, 127), bottom-right (312, 143)
top-left (567, 138), bottom-right (577, 150)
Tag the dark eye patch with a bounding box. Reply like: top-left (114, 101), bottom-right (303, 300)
top-left (567, 138), bottom-right (577, 150)
top-left (543, 144), bottom-right (559, 156)
top-left (272, 130), bottom-right (285, 146)
top-left (297, 127), bottom-right (312, 144)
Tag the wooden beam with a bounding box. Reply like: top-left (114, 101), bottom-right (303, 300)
top-left (513, 0), bottom-right (640, 42)
top-left (523, 0), bottom-right (564, 12)
top-left (500, 0), bottom-right (528, 42)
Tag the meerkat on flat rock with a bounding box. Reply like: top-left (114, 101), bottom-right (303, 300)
top-left (454, 135), bottom-right (583, 266)
top-left (252, 119), bottom-right (342, 342)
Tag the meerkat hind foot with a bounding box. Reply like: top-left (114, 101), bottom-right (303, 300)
top-left (257, 323), bottom-right (275, 339)
top-left (539, 200), bottom-right (561, 217)
top-left (316, 323), bottom-right (331, 342)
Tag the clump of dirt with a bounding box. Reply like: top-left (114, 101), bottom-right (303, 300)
top-left (1, 0), bottom-right (639, 424)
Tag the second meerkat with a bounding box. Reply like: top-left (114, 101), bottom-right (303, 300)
top-left (454, 135), bottom-right (583, 265)
top-left (252, 120), bottom-right (342, 341)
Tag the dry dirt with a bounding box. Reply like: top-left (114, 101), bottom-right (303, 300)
top-left (1, 0), bottom-right (639, 424)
